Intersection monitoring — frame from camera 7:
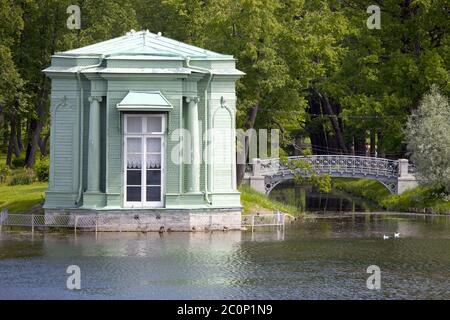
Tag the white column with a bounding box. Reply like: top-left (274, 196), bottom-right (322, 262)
top-left (398, 159), bottom-right (409, 177)
top-left (86, 96), bottom-right (102, 193)
top-left (397, 158), bottom-right (418, 194)
top-left (186, 96), bottom-right (200, 193)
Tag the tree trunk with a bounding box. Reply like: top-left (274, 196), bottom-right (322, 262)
top-left (0, 105), bottom-right (4, 129)
top-left (377, 130), bottom-right (385, 158)
top-left (25, 119), bottom-right (42, 167)
top-left (16, 117), bottom-right (23, 152)
top-left (25, 119), bottom-right (34, 165)
top-left (353, 134), bottom-right (366, 156)
top-left (13, 133), bottom-right (21, 158)
top-left (25, 89), bottom-right (46, 167)
top-left (24, 116), bottom-right (32, 163)
top-left (236, 103), bottom-right (259, 186)
top-left (11, 118), bottom-right (20, 158)
top-left (294, 136), bottom-right (303, 156)
top-left (39, 131), bottom-right (50, 156)
top-left (321, 93), bottom-right (347, 154)
top-left (2, 126), bottom-right (8, 152)
top-left (6, 119), bottom-right (16, 166)
top-left (370, 130), bottom-right (376, 157)
top-left (306, 92), bottom-right (327, 155)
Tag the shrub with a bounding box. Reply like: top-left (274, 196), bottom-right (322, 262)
top-left (11, 157), bottom-right (26, 168)
top-left (35, 157), bottom-right (49, 182)
top-left (8, 169), bottom-right (36, 186)
top-left (0, 164), bottom-right (11, 183)
top-left (405, 85), bottom-right (450, 192)
top-left (381, 185), bottom-right (450, 214)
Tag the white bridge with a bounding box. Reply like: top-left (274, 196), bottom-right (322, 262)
top-left (245, 155), bottom-right (418, 195)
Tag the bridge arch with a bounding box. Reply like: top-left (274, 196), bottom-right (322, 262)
top-left (265, 175), bottom-right (397, 195)
top-left (245, 156), bottom-right (417, 195)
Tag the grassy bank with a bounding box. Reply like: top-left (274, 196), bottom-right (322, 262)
top-left (239, 184), bottom-right (300, 216)
top-left (0, 182), bottom-right (47, 214)
top-left (0, 181), bottom-right (301, 216)
top-left (333, 178), bottom-right (450, 214)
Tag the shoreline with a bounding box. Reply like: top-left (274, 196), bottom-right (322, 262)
top-left (332, 178), bottom-right (450, 215)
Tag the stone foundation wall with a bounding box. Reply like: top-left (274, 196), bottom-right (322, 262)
top-left (44, 208), bottom-right (242, 232)
top-left (397, 176), bottom-right (419, 194)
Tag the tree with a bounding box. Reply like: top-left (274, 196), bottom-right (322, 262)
top-left (322, 0), bottom-right (449, 158)
top-left (12, 0), bottom-right (139, 167)
top-left (0, 0), bottom-right (26, 166)
top-left (0, 46), bottom-right (26, 165)
top-left (197, 0), bottom-right (295, 185)
top-left (282, 0), bottom-right (352, 156)
top-left (405, 85), bottom-right (450, 192)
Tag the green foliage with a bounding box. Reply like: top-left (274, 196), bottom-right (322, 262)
top-left (0, 0), bottom-right (448, 204)
top-left (406, 86), bottom-right (450, 192)
top-left (62, 0), bottom-right (139, 49)
top-left (333, 178), bottom-right (390, 204)
top-left (381, 185), bottom-right (450, 214)
top-left (280, 156), bottom-right (332, 192)
top-left (8, 168), bottom-right (36, 186)
top-left (239, 184), bottom-right (300, 216)
top-left (315, 0), bottom-right (449, 156)
top-left (0, 163), bottom-right (11, 183)
top-left (11, 157), bottom-right (26, 169)
top-left (333, 178), bottom-right (450, 214)
top-left (35, 157), bottom-right (49, 182)
top-left (0, 44), bottom-right (26, 123)
top-left (310, 174), bottom-right (331, 193)
top-left (0, 0), bottom-right (142, 167)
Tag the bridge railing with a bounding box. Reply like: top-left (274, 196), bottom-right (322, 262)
top-left (258, 155), bottom-right (399, 179)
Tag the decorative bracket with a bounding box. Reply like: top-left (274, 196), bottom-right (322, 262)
top-left (88, 96), bottom-right (103, 103)
top-left (185, 96), bottom-right (199, 104)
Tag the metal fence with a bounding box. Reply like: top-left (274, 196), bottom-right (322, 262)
top-left (0, 210), bottom-right (98, 232)
top-left (241, 212), bottom-right (286, 232)
top-left (0, 209), bottom-right (287, 233)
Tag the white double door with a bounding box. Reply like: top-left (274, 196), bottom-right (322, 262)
top-left (124, 114), bottom-right (165, 208)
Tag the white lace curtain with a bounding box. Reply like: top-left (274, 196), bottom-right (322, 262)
top-left (126, 123), bottom-right (162, 169)
top-left (146, 154), bottom-right (161, 169)
top-left (127, 155), bottom-right (161, 169)
top-left (127, 154), bottom-right (141, 169)
top-left (127, 138), bottom-right (142, 169)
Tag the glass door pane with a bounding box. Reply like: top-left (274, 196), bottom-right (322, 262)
top-left (146, 116), bottom-right (162, 133)
top-left (126, 137), bottom-right (142, 202)
top-left (124, 114), bottom-right (165, 208)
top-left (145, 137), bottom-right (162, 202)
top-left (126, 117), bottom-right (143, 133)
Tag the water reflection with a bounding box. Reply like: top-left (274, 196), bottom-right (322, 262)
top-left (270, 183), bottom-right (381, 213)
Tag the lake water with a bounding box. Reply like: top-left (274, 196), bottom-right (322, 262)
top-left (1, 213), bottom-right (450, 300)
top-left (270, 183), bottom-right (381, 212)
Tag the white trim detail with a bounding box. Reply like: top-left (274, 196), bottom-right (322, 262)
top-left (123, 114), bottom-right (166, 208)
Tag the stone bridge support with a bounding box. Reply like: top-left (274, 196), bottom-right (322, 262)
top-left (396, 159), bottom-right (418, 194)
top-left (248, 158), bottom-right (266, 193)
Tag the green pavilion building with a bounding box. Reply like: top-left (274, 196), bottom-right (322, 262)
top-left (43, 30), bottom-right (244, 231)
